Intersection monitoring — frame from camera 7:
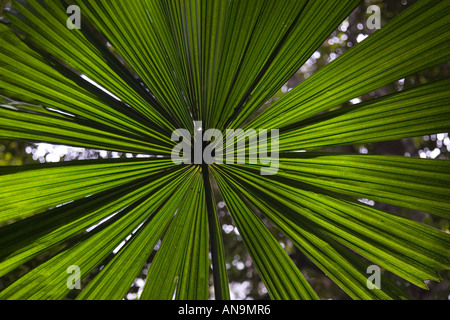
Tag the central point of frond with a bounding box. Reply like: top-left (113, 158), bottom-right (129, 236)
top-left (194, 128), bottom-right (216, 166)
top-left (171, 121), bottom-right (279, 175)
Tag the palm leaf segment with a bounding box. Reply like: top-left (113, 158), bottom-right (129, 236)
top-left (0, 0), bottom-right (449, 300)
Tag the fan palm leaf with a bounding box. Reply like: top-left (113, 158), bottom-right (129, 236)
top-left (0, 0), bottom-right (449, 300)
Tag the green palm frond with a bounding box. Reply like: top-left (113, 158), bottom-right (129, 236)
top-left (0, 0), bottom-right (449, 300)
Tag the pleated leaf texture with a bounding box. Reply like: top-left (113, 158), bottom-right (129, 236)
top-left (0, 0), bottom-right (449, 300)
